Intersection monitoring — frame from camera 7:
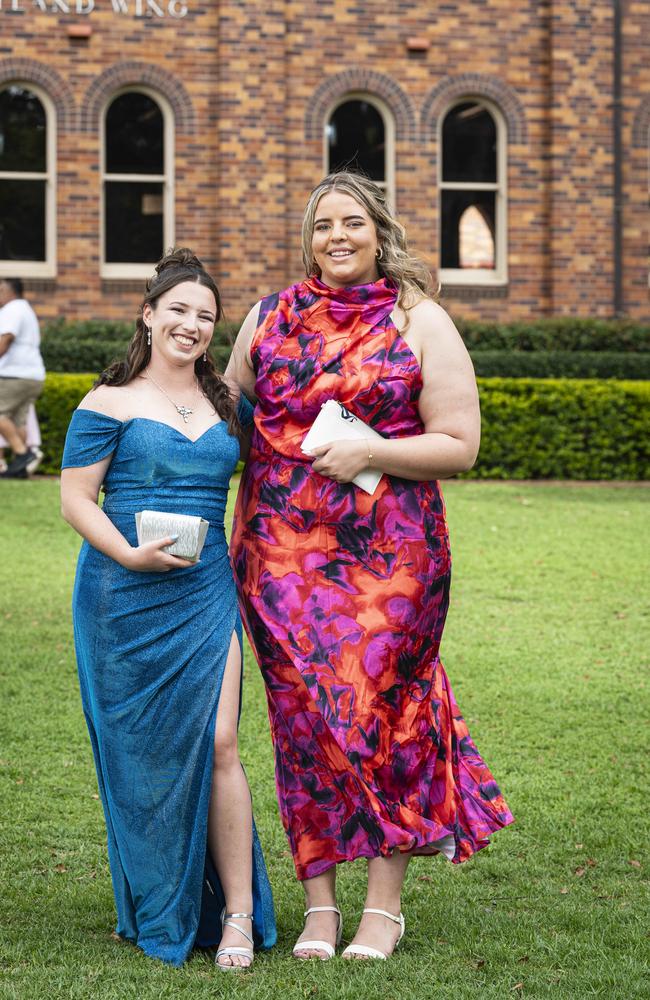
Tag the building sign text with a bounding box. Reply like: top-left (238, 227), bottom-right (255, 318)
top-left (1, 1), bottom-right (189, 17)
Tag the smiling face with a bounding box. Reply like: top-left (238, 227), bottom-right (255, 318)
top-left (143, 280), bottom-right (217, 367)
top-left (311, 190), bottom-right (381, 288)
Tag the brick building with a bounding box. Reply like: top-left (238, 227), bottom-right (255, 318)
top-left (0, 0), bottom-right (648, 325)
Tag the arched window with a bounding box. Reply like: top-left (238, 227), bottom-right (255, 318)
top-left (0, 83), bottom-right (56, 278)
top-left (102, 88), bottom-right (174, 278)
top-left (325, 94), bottom-right (395, 207)
top-left (439, 99), bottom-right (507, 285)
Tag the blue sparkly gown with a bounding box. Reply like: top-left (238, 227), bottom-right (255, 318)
top-left (61, 403), bottom-right (276, 967)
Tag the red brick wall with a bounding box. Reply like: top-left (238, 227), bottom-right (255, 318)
top-left (625, 1), bottom-right (650, 319)
top-left (283, 0), bottom-right (551, 324)
top-left (547, 1), bottom-right (616, 316)
top-left (1, 3), bottom-right (220, 323)
top-left (0, 0), bottom-right (647, 327)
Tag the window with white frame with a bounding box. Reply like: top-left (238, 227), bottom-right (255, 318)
top-left (325, 94), bottom-right (395, 207)
top-left (0, 83), bottom-right (56, 278)
top-left (439, 99), bottom-right (507, 285)
top-left (102, 88), bottom-right (174, 278)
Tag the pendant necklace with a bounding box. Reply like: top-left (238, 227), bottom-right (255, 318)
top-left (146, 371), bottom-right (198, 424)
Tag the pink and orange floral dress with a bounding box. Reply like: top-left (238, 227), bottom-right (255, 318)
top-left (230, 276), bottom-right (513, 881)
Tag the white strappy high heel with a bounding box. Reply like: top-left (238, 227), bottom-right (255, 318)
top-left (292, 905), bottom-right (343, 960)
top-left (341, 907), bottom-right (405, 960)
top-left (215, 908), bottom-right (254, 970)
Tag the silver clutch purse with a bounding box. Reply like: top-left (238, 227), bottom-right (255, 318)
top-left (135, 510), bottom-right (209, 563)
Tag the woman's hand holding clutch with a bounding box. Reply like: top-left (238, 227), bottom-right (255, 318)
top-left (310, 439), bottom-right (371, 485)
top-left (124, 536), bottom-right (196, 573)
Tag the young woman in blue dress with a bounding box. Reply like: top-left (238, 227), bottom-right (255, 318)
top-left (60, 248), bottom-right (275, 969)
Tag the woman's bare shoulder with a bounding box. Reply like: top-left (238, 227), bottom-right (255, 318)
top-left (238, 300), bottom-right (263, 341)
top-left (408, 297), bottom-right (465, 344)
top-left (76, 382), bottom-right (139, 420)
top-left (409, 296), bottom-right (451, 322)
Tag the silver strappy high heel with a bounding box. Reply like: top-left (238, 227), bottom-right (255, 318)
top-left (215, 908), bottom-right (254, 971)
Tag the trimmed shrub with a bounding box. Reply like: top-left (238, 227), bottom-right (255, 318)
top-left (455, 316), bottom-right (650, 353)
top-left (472, 378), bottom-right (650, 480)
top-left (42, 318), bottom-right (134, 343)
top-left (40, 319), bottom-right (237, 374)
top-left (41, 339), bottom-right (130, 374)
top-left (41, 317), bottom-right (650, 380)
top-left (43, 337), bottom-right (649, 381)
top-left (41, 338), bottom-right (231, 375)
top-left (471, 351), bottom-right (650, 380)
top-left (34, 374), bottom-right (649, 480)
top-left (38, 373), bottom-right (96, 475)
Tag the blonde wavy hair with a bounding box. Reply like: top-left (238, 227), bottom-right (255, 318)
top-left (301, 171), bottom-right (436, 315)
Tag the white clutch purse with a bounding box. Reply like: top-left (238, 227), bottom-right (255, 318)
top-left (301, 399), bottom-right (384, 495)
top-left (135, 510), bottom-right (209, 563)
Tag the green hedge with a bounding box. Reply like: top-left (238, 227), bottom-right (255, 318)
top-left (43, 340), bottom-right (649, 381)
top-left (42, 319), bottom-right (135, 342)
top-left (42, 318), bottom-right (242, 342)
top-left (40, 319), bottom-right (237, 374)
top-left (41, 338), bottom-right (231, 375)
top-left (456, 316), bottom-right (650, 353)
top-left (34, 374), bottom-right (649, 480)
top-left (472, 378), bottom-right (649, 479)
top-left (38, 374), bottom-right (96, 474)
top-left (41, 317), bottom-right (650, 380)
top-left (471, 350), bottom-right (650, 380)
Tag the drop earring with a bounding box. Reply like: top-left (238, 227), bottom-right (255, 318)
top-left (146, 326), bottom-right (152, 347)
top-left (203, 351), bottom-right (207, 362)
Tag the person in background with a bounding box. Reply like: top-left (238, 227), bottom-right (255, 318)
top-left (0, 404), bottom-right (42, 474)
top-left (0, 278), bottom-right (45, 478)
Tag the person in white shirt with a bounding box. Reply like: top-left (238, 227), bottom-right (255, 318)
top-left (0, 278), bottom-right (45, 477)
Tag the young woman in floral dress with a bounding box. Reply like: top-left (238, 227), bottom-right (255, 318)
top-left (228, 173), bottom-right (513, 961)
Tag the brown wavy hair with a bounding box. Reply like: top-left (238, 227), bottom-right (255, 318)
top-left (97, 247), bottom-right (240, 435)
top-left (301, 171), bottom-right (436, 318)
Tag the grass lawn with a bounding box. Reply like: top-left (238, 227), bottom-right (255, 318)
top-left (1, 477), bottom-right (648, 999)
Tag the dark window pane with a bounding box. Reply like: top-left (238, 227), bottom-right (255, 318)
top-left (0, 86), bottom-right (46, 172)
top-left (106, 93), bottom-right (164, 175)
top-left (0, 179), bottom-right (45, 260)
top-left (442, 102), bottom-right (497, 183)
top-left (328, 100), bottom-right (385, 181)
top-left (105, 181), bottom-right (163, 263)
top-left (441, 190), bottom-right (496, 269)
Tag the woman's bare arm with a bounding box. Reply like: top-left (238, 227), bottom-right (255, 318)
top-left (61, 389), bottom-right (194, 572)
top-left (224, 301), bottom-right (261, 401)
top-left (61, 460), bottom-right (194, 572)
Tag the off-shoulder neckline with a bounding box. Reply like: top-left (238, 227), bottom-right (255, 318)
top-left (74, 408), bottom-right (226, 445)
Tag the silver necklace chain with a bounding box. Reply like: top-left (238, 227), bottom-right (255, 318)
top-left (146, 371), bottom-right (198, 424)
